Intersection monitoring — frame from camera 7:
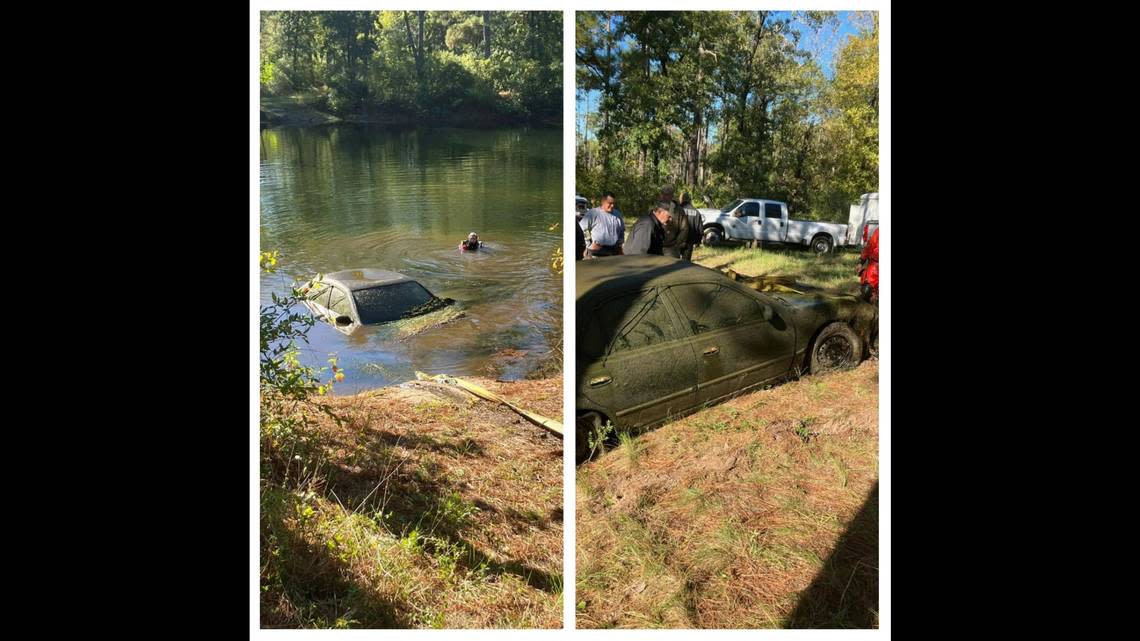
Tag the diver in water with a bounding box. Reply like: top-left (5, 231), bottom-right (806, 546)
top-left (459, 232), bottom-right (483, 251)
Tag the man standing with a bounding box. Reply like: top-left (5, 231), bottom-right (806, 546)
top-left (679, 191), bottom-right (702, 262)
top-left (579, 192), bottom-right (625, 258)
top-left (625, 202), bottom-right (672, 256)
top-left (656, 185), bottom-right (690, 259)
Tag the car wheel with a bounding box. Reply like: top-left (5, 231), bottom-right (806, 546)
top-left (810, 322), bottom-right (863, 374)
top-left (703, 227), bottom-right (724, 247)
top-left (811, 235), bottom-right (833, 255)
top-left (577, 411), bottom-right (605, 463)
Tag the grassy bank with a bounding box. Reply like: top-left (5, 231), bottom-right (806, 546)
top-left (576, 362), bottom-right (878, 628)
top-left (261, 376), bottom-right (563, 629)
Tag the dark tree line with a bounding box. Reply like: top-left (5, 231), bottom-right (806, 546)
top-left (261, 11), bottom-right (562, 122)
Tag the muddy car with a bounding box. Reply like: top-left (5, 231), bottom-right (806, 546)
top-left (576, 255), bottom-right (876, 461)
top-left (302, 269), bottom-right (456, 336)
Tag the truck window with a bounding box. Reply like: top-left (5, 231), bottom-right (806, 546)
top-left (740, 202), bottom-right (760, 217)
top-left (764, 203), bottom-right (782, 219)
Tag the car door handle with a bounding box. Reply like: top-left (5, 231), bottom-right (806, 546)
top-left (588, 375), bottom-right (612, 387)
top-left (703, 346), bottom-right (719, 355)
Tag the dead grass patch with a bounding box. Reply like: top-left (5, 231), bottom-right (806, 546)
top-left (577, 364), bottom-right (877, 628)
top-left (262, 376), bottom-right (563, 628)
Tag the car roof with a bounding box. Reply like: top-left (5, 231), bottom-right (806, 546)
top-left (576, 255), bottom-right (729, 304)
top-left (323, 269), bottom-right (417, 292)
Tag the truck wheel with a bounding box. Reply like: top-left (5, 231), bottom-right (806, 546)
top-left (810, 235), bottom-right (833, 254)
top-left (703, 227), bottom-right (724, 247)
top-left (810, 322), bottom-right (862, 374)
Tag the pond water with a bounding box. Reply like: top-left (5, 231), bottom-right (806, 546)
top-left (259, 125), bottom-right (562, 393)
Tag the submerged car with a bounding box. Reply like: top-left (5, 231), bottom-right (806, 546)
top-left (302, 268), bottom-right (455, 335)
top-left (576, 255), bottom-right (877, 461)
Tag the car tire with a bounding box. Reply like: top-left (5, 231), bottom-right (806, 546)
top-left (577, 411), bottom-right (604, 463)
top-left (810, 235), bottom-right (833, 255)
top-left (703, 227), bottom-right (725, 247)
top-left (810, 322), bottom-right (863, 374)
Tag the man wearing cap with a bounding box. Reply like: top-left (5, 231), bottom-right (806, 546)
top-left (655, 185), bottom-right (690, 259)
top-left (578, 192), bottom-right (625, 258)
top-left (625, 202), bottom-right (672, 256)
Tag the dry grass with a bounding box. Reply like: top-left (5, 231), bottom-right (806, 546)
top-left (576, 364), bottom-right (878, 629)
top-left (261, 376), bottom-right (563, 629)
top-left (692, 244), bottom-right (863, 296)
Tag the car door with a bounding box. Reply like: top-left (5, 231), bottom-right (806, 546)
top-left (738, 201), bottom-right (763, 240)
top-left (579, 287), bottom-right (699, 431)
top-left (760, 202), bottom-right (786, 242)
top-left (665, 281), bottom-right (796, 406)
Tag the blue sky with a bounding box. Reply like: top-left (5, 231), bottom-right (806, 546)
top-left (576, 11), bottom-right (863, 138)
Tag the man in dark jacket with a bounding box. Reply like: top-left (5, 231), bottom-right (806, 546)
top-left (680, 191), bottom-right (702, 262)
top-left (656, 185), bottom-right (689, 259)
top-left (625, 202), bottom-right (672, 256)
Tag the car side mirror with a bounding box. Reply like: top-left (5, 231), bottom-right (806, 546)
top-left (335, 315), bottom-right (353, 326)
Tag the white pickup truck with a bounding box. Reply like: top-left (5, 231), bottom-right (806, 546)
top-left (697, 198), bottom-right (851, 254)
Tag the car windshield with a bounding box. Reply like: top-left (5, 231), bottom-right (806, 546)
top-left (720, 199), bottom-right (743, 214)
top-left (352, 281), bottom-right (436, 324)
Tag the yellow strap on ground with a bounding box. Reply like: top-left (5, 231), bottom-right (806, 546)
top-left (415, 371), bottom-right (563, 437)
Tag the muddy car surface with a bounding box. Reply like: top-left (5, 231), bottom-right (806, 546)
top-left (576, 255), bottom-right (876, 460)
top-left (302, 268), bottom-right (456, 336)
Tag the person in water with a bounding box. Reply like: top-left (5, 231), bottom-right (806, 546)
top-left (459, 232), bottom-right (483, 251)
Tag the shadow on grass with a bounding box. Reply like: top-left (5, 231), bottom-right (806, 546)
top-left (261, 487), bottom-right (408, 628)
top-left (785, 481), bottom-right (879, 629)
top-left (322, 423), bottom-right (563, 593)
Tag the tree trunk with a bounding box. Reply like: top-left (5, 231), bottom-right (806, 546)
top-left (737, 12), bottom-right (768, 139)
top-left (362, 13), bottom-right (372, 77)
top-left (482, 12), bottom-right (491, 58)
top-left (403, 11), bottom-right (424, 89)
top-left (417, 11), bottom-right (425, 61)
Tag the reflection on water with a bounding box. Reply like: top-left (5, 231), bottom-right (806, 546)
top-left (260, 125), bottom-right (562, 392)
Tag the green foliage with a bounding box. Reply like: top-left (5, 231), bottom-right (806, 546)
top-left (260, 10), bottom-right (562, 122)
top-left (259, 251), bottom-right (342, 484)
top-left (587, 420), bottom-right (616, 458)
top-left (577, 11), bottom-right (878, 220)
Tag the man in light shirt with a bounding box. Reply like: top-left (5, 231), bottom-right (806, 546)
top-left (579, 192), bottom-right (625, 258)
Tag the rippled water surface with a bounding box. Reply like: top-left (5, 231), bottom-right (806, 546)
top-left (260, 126), bottom-right (562, 392)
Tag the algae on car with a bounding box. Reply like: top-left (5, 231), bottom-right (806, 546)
top-left (388, 303), bottom-right (467, 340)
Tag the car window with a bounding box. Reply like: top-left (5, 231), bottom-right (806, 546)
top-left (580, 289), bottom-right (682, 358)
top-left (353, 281), bottom-right (435, 324)
top-left (739, 202), bottom-right (760, 217)
top-left (328, 286), bottom-right (352, 317)
top-left (764, 203), bottom-right (782, 219)
top-left (669, 283), bottom-right (769, 334)
top-left (307, 283), bottom-right (333, 310)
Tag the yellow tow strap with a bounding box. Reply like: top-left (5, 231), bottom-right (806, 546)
top-left (414, 371), bottom-right (563, 437)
